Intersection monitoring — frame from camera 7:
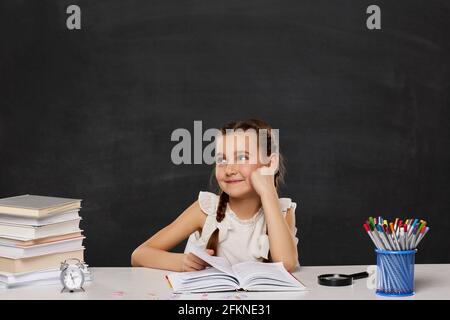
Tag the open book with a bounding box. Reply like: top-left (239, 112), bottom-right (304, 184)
top-left (166, 245), bottom-right (307, 293)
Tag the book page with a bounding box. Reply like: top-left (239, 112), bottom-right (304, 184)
top-left (189, 245), bottom-right (235, 277)
top-left (232, 261), bottom-right (306, 290)
top-left (167, 267), bottom-right (239, 293)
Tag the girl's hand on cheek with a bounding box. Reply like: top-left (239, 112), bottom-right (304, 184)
top-left (250, 156), bottom-right (278, 197)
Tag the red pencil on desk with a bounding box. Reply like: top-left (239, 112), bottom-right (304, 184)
top-left (165, 275), bottom-right (173, 289)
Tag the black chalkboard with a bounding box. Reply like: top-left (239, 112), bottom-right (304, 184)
top-left (1, 0), bottom-right (449, 266)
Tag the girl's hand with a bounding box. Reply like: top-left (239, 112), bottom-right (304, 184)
top-left (250, 154), bottom-right (279, 197)
top-left (181, 249), bottom-right (214, 272)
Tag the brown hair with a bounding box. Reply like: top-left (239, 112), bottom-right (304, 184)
top-left (206, 119), bottom-right (286, 256)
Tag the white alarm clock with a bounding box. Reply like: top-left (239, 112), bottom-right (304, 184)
top-left (60, 258), bottom-right (86, 293)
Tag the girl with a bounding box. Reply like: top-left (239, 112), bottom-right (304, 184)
top-left (131, 119), bottom-right (299, 272)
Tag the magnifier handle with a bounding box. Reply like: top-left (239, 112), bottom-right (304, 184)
top-left (349, 272), bottom-right (369, 280)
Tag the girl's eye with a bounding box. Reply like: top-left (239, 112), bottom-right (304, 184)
top-left (237, 154), bottom-right (249, 162)
top-left (216, 157), bottom-right (227, 165)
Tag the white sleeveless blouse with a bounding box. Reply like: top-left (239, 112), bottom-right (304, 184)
top-left (185, 191), bottom-right (299, 266)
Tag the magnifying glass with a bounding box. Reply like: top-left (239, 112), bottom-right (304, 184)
top-left (317, 271), bottom-right (369, 286)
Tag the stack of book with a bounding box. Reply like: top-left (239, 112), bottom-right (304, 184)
top-left (0, 195), bottom-right (89, 288)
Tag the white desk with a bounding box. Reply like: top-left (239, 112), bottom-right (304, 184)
top-left (1, 264), bottom-right (449, 300)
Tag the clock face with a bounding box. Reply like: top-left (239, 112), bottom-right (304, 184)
top-left (61, 266), bottom-right (84, 290)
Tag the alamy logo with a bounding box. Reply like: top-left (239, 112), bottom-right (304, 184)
top-left (66, 5), bottom-right (81, 30)
top-left (170, 121), bottom-right (279, 167)
top-left (366, 5), bottom-right (381, 30)
top-left (366, 265), bottom-right (377, 289)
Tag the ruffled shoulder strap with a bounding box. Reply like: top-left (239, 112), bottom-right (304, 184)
top-left (279, 197), bottom-right (298, 216)
top-left (279, 197), bottom-right (300, 249)
top-left (198, 191), bottom-right (219, 216)
top-left (190, 191), bottom-right (227, 246)
top-left (252, 197), bottom-right (299, 262)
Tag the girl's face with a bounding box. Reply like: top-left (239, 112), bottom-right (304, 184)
top-left (215, 130), bottom-right (266, 198)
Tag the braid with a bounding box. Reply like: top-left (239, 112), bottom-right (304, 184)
top-left (206, 192), bottom-right (229, 255)
top-left (215, 192), bottom-right (229, 223)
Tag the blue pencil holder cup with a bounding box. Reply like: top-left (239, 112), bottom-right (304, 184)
top-left (375, 249), bottom-right (416, 297)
